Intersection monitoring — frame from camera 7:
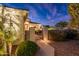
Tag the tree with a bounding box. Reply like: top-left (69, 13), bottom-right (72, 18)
top-left (4, 13), bottom-right (20, 56)
top-left (44, 25), bottom-right (50, 28)
top-left (55, 21), bottom-right (68, 29)
top-left (68, 4), bottom-right (79, 28)
top-left (0, 6), bottom-right (20, 55)
top-left (0, 5), bottom-right (26, 56)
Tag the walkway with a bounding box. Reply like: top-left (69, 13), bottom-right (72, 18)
top-left (36, 40), bottom-right (54, 56)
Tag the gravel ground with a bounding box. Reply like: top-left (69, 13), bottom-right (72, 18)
top-left (49, 40), bottom-right (79, 56)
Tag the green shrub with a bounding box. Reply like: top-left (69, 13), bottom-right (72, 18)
top-left (0, 32), bottom-right (4, 49)
top-left (64, 29), bottom-right (78, 40)
top-left (16, 41), bottom-right (39, 56)
top-left (49, 29), bottom-right (79, 41)
top-left (76, 33), bottom-right (79, 40)
top-left (0, 47), bottom-right (6, 56)
top-left (35, 30), bottom-right (42, 35)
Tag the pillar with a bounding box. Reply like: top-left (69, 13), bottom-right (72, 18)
top-left (43, 28), bottom-right (48, 42)
top-left (29, 27), bottom-right (35, 42)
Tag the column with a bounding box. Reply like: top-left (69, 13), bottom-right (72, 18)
top-left (43, 28), bottom-right (48, 42)
top-left (29, 27), bottom-right (35, 42)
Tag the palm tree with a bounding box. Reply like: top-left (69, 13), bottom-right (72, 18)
top-left (0, 7), bottom-right (20, 55)
top-left (0, 5), bottom-right (27, 55)
top-left (0, 5), bottom-right (7, 55)
top-left (4, 13), bottom-right (20, 56)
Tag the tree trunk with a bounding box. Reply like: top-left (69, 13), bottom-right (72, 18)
top-left (8, 42), bottom-right (12, 56)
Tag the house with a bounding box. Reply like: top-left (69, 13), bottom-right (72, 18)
top-left (29, 21), bottom-right (43, 31)
top-left (24, 18), bottom-right (43, 31)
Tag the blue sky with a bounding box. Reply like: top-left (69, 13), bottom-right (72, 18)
top-left (3, 3), bottom-right (71, 26)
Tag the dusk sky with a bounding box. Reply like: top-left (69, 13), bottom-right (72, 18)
top-left (3, 3), bottom-right (71, 26)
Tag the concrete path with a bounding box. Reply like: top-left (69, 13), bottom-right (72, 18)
top-left (36, 40), bottom-right (54, 56)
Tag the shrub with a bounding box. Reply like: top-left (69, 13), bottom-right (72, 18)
top-left (0, 32), bottom-right (4, 49)
top-left (35, 30), bottom-right (42, 35)
top-left (64, 29), bottom-right (78, 40)
top-left (76, 33), bottom-right (79, 40)
top-left (16, 41), bottom-right (39, 56)
top-left (0, 47), bottom-right (6, 56)
top-left (49, 29), bottom-right (79, 41)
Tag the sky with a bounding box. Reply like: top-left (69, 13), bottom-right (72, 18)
top-left (2, 3), bottom-right (71, 26)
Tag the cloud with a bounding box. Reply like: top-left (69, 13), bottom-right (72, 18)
top-left (3, 3), bottom-right (70, 26)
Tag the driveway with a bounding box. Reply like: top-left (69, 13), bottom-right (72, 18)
top-left (50, 40), bottom-right (79, 56)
